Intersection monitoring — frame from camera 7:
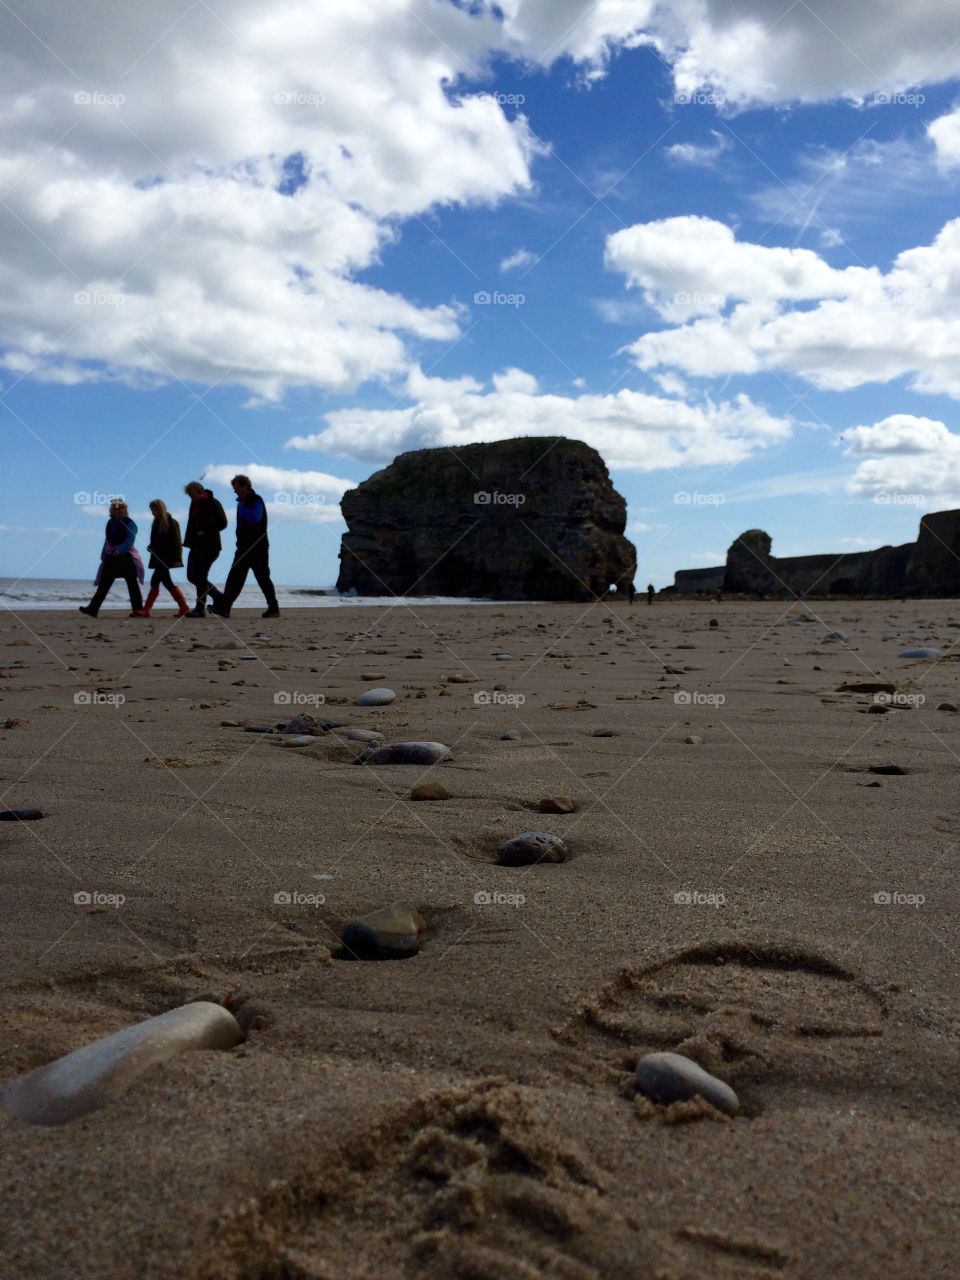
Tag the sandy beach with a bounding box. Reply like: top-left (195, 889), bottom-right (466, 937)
top-left (1, 599), bottom-right (958, 1278)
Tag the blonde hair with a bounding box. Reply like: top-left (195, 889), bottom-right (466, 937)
top-left (150, 499), bottom-right (171, 531)
top-left (109, 500), bottom-right (128, 516)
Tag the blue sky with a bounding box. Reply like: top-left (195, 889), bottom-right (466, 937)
top-left (4, 1), bottom-right (960, 588)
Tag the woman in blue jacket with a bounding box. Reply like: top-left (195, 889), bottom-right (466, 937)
top-left (79, 500), bottom-right (144, 617)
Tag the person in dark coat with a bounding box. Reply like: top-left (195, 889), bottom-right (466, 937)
top-left (134, 500), bottom-right (188, 617)
top-left (182, 481), bottom-right (228, 617)
top-left (210, 475), bottom-right (279, 619)
top-left (79, 500), bottom-right (144, 617)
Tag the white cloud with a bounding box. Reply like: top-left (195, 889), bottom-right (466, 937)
top-left (201, 463), bottom-right (351, 522)
top-left (607, 215), bottom-right (960, 399)
top-left (843, 414), bottom-right (960, 504)
top-left (665, 131), bottom-right (730, 166)
top-left (929, 105), bottom-right (960, 169)
top-left (285, 364), bottom-right (792, 470)
top-left (0, 0), bottom-right (540, 399)
top-left (500, 248), bottom-right (536, 272)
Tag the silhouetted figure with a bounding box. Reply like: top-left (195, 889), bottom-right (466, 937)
top-left (627, 581), bottom-right (636, 605)
top-left (135, 499), bottom-right (188, 617)
top-left (80, 500), bottom-right (144, 617)
top-left (182, 481), bottom-right (228, 617)
top-left (210, 475), bottom-right (279, 619)
top-left (647, 582), bottom-right (655, 605)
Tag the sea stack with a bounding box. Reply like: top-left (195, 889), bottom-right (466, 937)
top-left (336, 437), bottom-right (636, 600)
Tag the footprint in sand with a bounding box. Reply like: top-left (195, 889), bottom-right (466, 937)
top-left (200, 1079), bottom-right (653, 1280)
top-left (558, 939), bottom-right (887, 1114)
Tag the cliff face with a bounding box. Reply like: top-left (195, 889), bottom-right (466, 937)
top-left (336, 437), bottom-right (636, 601)
top-left (672, 512), bottom-right (960, 597)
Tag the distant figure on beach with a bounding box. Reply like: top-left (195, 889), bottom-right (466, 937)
top-left (647, 582), bottom-right (655, 605)
top-left (210, 475), bottom-right (280, 619)
top-left (79, 500), bottom-right (144, 617)
top-left (627, 581), bottom-right (636, 605)
top-left (135, 500), bottom-right (188, 617)
top-left (182, 481), bottom-right (228, 617)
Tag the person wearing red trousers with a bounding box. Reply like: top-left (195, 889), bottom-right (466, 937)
top-left (135, 499), bottom-right (189, 617)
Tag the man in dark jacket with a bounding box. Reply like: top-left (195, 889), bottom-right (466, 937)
top-left (210, 475), bottom-right (280, 619)
top-left (182, 481), bottom-right (228, 617)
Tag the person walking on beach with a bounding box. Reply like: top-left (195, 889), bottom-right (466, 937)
top-left (182, 481), bottom-right (228, 617)
top-left (627, 581), bottom-right (636, 605)
top-left (647, 582), bottom-right (655, 605)
top-left (79, 499), bottom-right (144, 617)
top-left (209, 475), bottom-right (280, 619)
top-left (135, 500), bottom-right (189, 617)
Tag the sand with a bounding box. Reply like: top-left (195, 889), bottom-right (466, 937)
top-left (0, 599), bottom-right (958, 1278)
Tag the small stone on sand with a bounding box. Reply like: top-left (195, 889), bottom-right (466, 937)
top-left (635, 1051), bottom-right (739, 1116)
top-left (538, 797), bottom-right (577, 814)
top-left (360, 741), bottom-right (451, 765)
top-left (869, 762), bottom-right (908, 775)
top-left (410, 782), bottom-right (450, 801)
top-left (340, 904), bottom-right (425, 960)
top-left (344, 727), bottom-right (384, 743)
top-left (0, 808), bottom-right (43, 821)
top-left (279, 735), bottom-right (315, 747)
top-left (501, 729), bottom-right (521, 741)
top-left (498, 831), bottom-right (567, 866)
top-left (899, 647), bottom-right (942, 659)
top-left (357, 687), bottom-right (396, 707)
top-left (684, 735), bottom-right (703, 745)
top-left (937, 702), bottom-right (958, 712)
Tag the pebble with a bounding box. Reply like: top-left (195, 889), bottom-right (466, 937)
top-left (635, 1052), bottom-right (739, 1116)
top-left (280, 713), bottom-right (320, 734)
top-left (937, 702), bottom-right (958, 713)
top-left (279, 735), bottom-right (316, 747)
top-left (501, 729), bottom-right (522, 741)
top-left (495, 653), bottom-right (512, 661)
top-left (344, 727), bottom-right (384, 743)
top-left (498, 831), bottom-right (567, 866)
top-left (823, 630), bottom-right (848, 642)
top-left (360, 672), bottom-right (386, 681)
top-left (340, 904), bottom-right (425, 960)
top-left (684, 735), bottom-right (703, 745)
top-left (356, 687), bottom-right (396, 707)
top-left (869, 762), bottom-right (909, 775)
top-left (866, 704), bottom-right (888, 714)
top-left (0, 808), bottom-right (44, 821)
top-left (899, 647), bottom-right (942, 659)
top-left (2, 1002), bottom-right (243, 1126)
top-left (447, 674), bottom-right (475, 684)
top-left (360, 741), bottom-right (451, 765)
top-left (590, 728), bottom-right (617, 737)
top-left (244, 724), bottom-right (274, 734)
top-left (538, 796), bottom-right (577, 814)
top-left (410, 782), bottom-right (450, 801)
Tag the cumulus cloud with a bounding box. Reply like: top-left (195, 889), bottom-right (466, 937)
top-left (607, 215), bottom-right (960, 399)
top-left (0, 0), bottom-right (539, 399)
top-left (843, 414), bottom-right (960, 504)
top-left (201, 463), bottom-right (351, 523)
top-left (929, 105), bottom-right (960, 169)
top-left (285, 364), bottom-right (792, 470)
